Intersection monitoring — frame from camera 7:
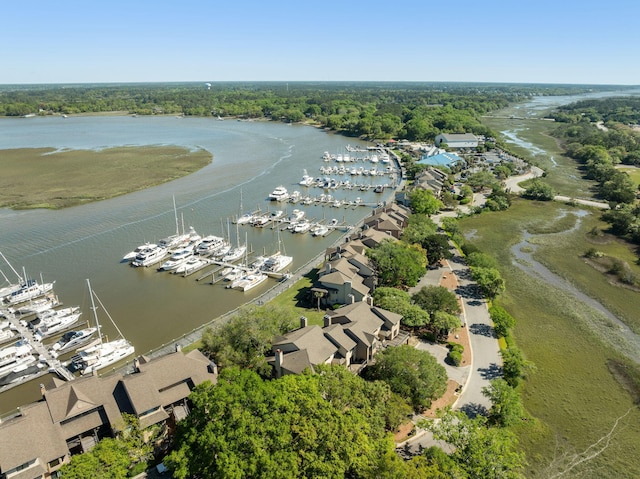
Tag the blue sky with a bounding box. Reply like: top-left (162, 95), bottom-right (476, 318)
top-left (2, 0), bottom-right (638, 85)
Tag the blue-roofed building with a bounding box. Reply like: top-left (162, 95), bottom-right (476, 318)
top-left (417, 152), bottom-right (462, 168)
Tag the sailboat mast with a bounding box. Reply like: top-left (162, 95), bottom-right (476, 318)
top-left (173, 195), bottom-right (179, 235)
top-left (0, 251), bottom-right (23, 283)
top-left (87, 279), bottom-right (102, 343)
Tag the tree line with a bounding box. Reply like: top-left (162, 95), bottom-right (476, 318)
top-left (0, 82), bottom-right (615, 142)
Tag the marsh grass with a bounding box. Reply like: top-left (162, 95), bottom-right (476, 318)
top-left (482, 116), bottom-right (599, 199)
top-left (0, 146), bottom-right (211, 209)
top-left (459, 200), bottom-right (640, 478)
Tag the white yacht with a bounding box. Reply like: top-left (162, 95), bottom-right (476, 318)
top-left (293, 221), bottom-right (312, 233)
top-left (13, 294), bottom-right (60, 316)
top-left (5, 279), bottom-right (55, 305)
top-left (311, 224), bottom-right (330, 237)
top-left (261, 253), bottom-right (293, 273)
top-left (0, 340), bottom-right (37, 377)
top-left (72, 338), bottom-right (135, 376)
top-left (50, 328), bottom-right (98, 356)
top-left (158, 247), bottom-right (193, 271)
top-left (222, 245), bottom-right (247, 263)
top-left (230, 270), bottom-right (268, 292)
top-left (33, 306), bottom-right (82, 341)
top-left (68, 279), bottom-right (134, 376)
top-left (174, 256), bottom-right (208, 275)
top-left (196, 235), bottom-right (226, 255)
top-left (268, 186), bottom-right (289, 202)
top-left (299, 169), bottom-right (314, 187)
top-left (123, 242), bottom-right (157, 262)
top-left (131, 245), bottom-right (168, 268)
top-left (235, 212), bottom-right (255, 225)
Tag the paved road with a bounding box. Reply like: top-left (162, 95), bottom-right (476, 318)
top-left (448, 253), bottom-right (501, 416)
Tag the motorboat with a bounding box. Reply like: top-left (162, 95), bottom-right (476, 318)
top-left (222, 245), bottom-right (247, 263)
top-left (12, 294), bottom-right (60, 316)
top-left (268, 186), bottom-right (289, 202)
top-left (50, 328), bottom-right (98, 356)
top-left (123, 242), bottom-right (157, 262)
top-left (235, 212), bottom-right (255, 225)
top-left (373, 184), bottom-right (385, 193)
top-left (293, 221), bottom-right (312, 233)
top-left (261, 253), bottom-right (293, 273)
top-left (0, 362), bottom-right (46, 387)
top-left (312, 224), bottom-right (330, 237)
top-left (71, 338), bottom-right (135, 376)
top-left (33, 306), bottom-right (82, 341)
top-left (131, 245), bottom-right (168, 268)
top-left (223, 267), bottom-right (244, 281)
top-left (251, 215), bottom-right (270, 227)
top-left (67, 279), bottom-right (134, 376)
top-left (4, 279), bottom-right (55, 305)
top-left (299, 169), bottom-right (314, 187)
top-left (289, 191), bottom-right (302, 203)
top-left (288, 209), bottom-right (305, 223)
top-left (174, 256), bottom-right (208, 275)
top-left (158, 247), bottom-right (193, 271)
top-left (0, 327), bottom-right (15, 344)
top-left (0, 340), bottom-right (37, 377)
top-left (230, 270), bottom-right (268, 292)
top-left (196, 235), bottom-right (226, 255)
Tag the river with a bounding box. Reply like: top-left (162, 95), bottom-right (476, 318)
top-left (0, 115), bottom-right (396, 413)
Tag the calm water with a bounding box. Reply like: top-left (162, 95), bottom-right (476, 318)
top-left (0, 115), bottom-right (395, 412)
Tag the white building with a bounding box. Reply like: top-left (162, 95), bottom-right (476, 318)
top-left (434, 133), bottom-right (479, 149)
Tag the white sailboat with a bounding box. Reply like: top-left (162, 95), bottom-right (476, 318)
top-left (0, 251), bottom-right (25, 300)
top-left (69, 279), bottom-right (134, 376)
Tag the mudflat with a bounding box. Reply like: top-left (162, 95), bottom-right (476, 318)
top-left (0, 146), bottom-right (212, 209)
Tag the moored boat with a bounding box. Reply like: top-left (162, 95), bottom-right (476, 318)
top-left (67, 279), bottom-right (134, 376)
top-left (50, 327), bottom-right (98, 356)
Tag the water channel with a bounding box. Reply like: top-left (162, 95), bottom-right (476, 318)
top-left (0, 115), bottom-right (396, 412)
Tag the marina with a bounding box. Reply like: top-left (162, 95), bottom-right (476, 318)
top-left (0, 115), bottom-right (398, 413)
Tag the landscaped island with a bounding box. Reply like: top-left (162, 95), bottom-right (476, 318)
top-left (0, 145), bottom-right (212, 209)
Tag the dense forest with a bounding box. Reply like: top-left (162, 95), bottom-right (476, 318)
top-left (0, 82), bottom-right (615, 142)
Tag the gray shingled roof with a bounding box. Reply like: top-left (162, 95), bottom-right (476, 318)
top-left (0, 402), bottom-right (67, 474)
top-left (323, 324), bottom-right (357, 352)
top-left (273, 326), bottom-right (337, 365)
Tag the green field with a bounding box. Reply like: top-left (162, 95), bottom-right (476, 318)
top-left (458, 200), bottom-right (640, 478)
top-left (0, 146), bottom-right (212, 209)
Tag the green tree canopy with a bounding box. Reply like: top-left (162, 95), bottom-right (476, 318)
top-left (412, 285), bottom-right (461, 318)
top-left (522, 179), bottom-right (555, 201)
top-left (372, 287), bottom-right (432, 329)
top-left (60, 438), bottom-right (131, 479)
top-left (482, 379), bottom-right (525, 428)
top-left (401, 214), bottom-right (438, 246)
top-left (201, 304), bottom-right (299, 376)
top-left (166, 367), bottom-right (409, 479)
top-left (471, 267), bottom-right (506, 299)
top-left (425, 410), bottom-right (526, 479)
top-left (422, 234), bottom-right (453, 266)
top-left (363, 345), bottom-right (448, 412)
top-left (367, 239), bottom-right (427, 287)
top-left (408, 189), bottom-right (444, 216)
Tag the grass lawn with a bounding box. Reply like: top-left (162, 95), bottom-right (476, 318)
top-left (0, 146), bottom-right (212, 209)
top-left (268, 268), bottom-right (328, 326)
top-left (459, 199), bottom-right (640, 478)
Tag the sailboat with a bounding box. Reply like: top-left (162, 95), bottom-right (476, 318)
top-left (261, 228), bottom-right (293, 273)
top-left (69, 279), bottom-right (134, 376)
top-left (158, 196), bottom-right (195, 251)
top-left (0, 251), bottom-right (25, 300)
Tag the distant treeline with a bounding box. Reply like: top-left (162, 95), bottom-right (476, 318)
top-left (0, 82), bottom-right (616, 142)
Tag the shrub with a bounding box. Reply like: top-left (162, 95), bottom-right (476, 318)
top-left (447, 349), bottom-right (462, 366)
